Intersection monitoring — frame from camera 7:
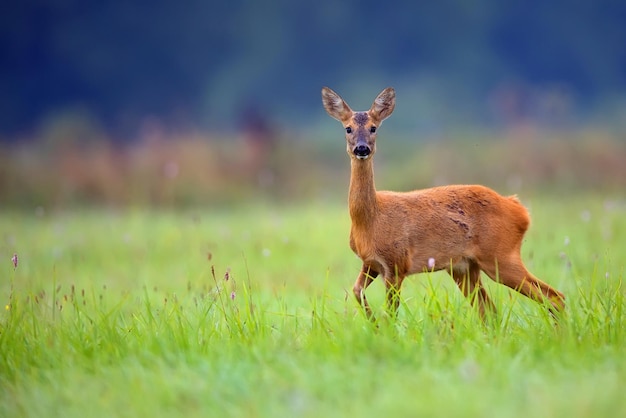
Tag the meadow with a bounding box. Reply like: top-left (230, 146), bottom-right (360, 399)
top-left (1, 192), bottom-right (625, 417)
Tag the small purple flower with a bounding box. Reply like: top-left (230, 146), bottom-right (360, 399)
top-left (427, 257), bottom-right (435, 270)
top-left (11, 253), bottom-right (18, 269)
top-left (230, 291), bottom-right (236, 300)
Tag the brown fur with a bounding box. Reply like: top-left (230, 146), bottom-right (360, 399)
top-left (321, 86), bottom-right (565, 321)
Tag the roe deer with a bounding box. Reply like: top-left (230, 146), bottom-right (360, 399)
top-left (321, 86), bottom-right (565, 321)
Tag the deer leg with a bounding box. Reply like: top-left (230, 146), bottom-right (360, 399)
top-left (478, 255), bottom-right (565, 315)
top-left (353, 265), bottom-right (378, 320)
top-left (384, 274), bottom-right (405, 318)
top-left (449, 260), bottom-right (496, 320)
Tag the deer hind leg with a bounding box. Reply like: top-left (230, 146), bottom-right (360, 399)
top-left (353, 265), bottom-right (378, 320)
top-left (449, 259), bottom-right (496, 320)
top-left (478, 254), bottom-right (565, 315)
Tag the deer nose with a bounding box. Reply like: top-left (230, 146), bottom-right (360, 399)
top-left (353, 145), bottom-right (371, 158)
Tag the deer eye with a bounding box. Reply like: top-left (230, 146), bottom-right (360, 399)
top-left (370, 126), bottom-right (377, 133)
top-left (345, 127), bottom-right (352, 134)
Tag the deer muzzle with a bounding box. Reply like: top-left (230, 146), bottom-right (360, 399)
top-left (353, 142), bottom-right (371, 159)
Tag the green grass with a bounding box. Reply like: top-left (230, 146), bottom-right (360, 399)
top-left (1, 194), bottom-right (625, 417)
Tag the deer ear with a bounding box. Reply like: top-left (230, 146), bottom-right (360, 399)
top-left (322, 87), bottom-right (353, 122)
top-left (370, 87), bottom-right (395, 121)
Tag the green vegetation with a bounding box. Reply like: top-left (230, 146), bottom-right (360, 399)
top-left (1, 195), bottom-right (624, 417)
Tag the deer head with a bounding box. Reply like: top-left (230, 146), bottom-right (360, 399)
top-left (321, 87), bottom-right (396, 160)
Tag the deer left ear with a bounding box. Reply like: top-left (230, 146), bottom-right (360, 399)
top-left (370, 87), bottom-right (395, 122)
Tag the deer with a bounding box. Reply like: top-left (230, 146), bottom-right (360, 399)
top-left (321, 86), bottom-right (565, 322)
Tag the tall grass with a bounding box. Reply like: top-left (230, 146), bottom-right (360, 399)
top-left (1, 195), bottom-right (625, 417)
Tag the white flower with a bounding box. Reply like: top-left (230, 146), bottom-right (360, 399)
top-left (427, 257), bottom-right (435, 270)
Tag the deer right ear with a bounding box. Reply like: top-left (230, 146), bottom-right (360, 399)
top-left (322, 87), bottom-right (352, 122)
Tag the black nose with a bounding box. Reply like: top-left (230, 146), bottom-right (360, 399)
top-left (353, 145), bottom-right (371, 158)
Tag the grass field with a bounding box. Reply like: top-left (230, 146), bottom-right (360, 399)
top-left (1, 194), bottom-right (625, 417)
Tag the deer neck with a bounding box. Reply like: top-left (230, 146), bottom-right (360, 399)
top-left (349, 158), bottom-right (378, 225)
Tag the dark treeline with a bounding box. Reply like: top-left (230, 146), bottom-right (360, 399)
top-left (2, 0), bottom-right (626, 140)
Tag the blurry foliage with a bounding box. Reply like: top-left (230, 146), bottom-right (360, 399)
top-left (1, 0), bottom-right (626, 135)
top-left (1, 130), bottom-right (625, 209)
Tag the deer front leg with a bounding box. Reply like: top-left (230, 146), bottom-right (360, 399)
top-left (384, 275), bottom-right (405, 318)
top-left (353, 265), bottom-right (378, 320)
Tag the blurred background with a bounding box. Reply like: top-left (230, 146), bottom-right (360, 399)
top-left (1, 0), bottom-right (625, 208)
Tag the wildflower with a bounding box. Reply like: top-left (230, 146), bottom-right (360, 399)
top-left (580, 210), bottom-right (591, 222)
top-left (163, 161), bottom-right (179, 179)
top-left (427, 257), bottom-right (435, 270)
top-left (11, 253), bottom-right (18, 269)
top-left (230, 291), bottom-right (236, 300)
top-left (458, 358), bottom-right (480, 382)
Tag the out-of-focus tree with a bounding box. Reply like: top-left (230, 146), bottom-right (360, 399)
top-left (1, 0), bottom-right (625, 139)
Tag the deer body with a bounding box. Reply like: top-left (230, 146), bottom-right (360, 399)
top-left (322, 86), bottom-right (565, 320)
top-left (349, 185), bottom-right (528, 278)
